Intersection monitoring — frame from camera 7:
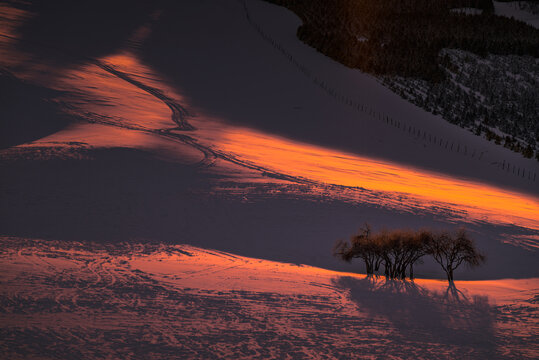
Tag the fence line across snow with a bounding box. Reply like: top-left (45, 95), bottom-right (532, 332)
top-left (238, 0), bottom-right (536, 183)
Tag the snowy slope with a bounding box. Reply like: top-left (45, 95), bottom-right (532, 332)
top-left (1, 1), bottom-right (538, 357)
top-left (0, 0), bottom-right (538, 279)
top-left (241, 0), bottom-right (538, 193)
top-left (1, 238), bottom-right (537, 359)
top-left (494, 1), bottom-right (539, 29)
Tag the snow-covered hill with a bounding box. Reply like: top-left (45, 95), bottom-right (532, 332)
top-left (494, 1), bottom-right (539, 28)
top-left (0, 0), bottom-right (538, 357)
top-left (1, 238), bottom-right (537, 359)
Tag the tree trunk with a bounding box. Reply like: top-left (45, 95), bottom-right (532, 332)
top-left (446, 268), bottom-right (454, 282)
top-left (365, 261), bottom-right (372, 276)
top-left (409, 263), bottom-right (414, 280)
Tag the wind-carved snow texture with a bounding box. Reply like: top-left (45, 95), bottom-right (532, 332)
top-left (0, 238), bottom-right (537, 359)
top-left (0, 2), bottom-right (538, 358)
top-left (1, 1), bottom-right (538, 272)
top-left (1, 0), bottom-right (538, 258)
top-left (7, 47), bottom-right (537, 234)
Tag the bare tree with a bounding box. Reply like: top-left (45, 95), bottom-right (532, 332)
top-left (334, 225), bottom-right (484, 281)
top-left (333, 224), bottom-right (380, 276)
top-left (334, 225), bottom-right (431, 280)
top-left (373, 229), bottom-right (430, 280)
top-left (405, 230), bottom-right (433, 280)
top-left (426, 229), bottom-right (485, 282)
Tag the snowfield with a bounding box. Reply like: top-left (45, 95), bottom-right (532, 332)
top-left (0, 0), bottom-right (538, 358)
top-left (1, 238), bottom-right (537, 359)
top-left (494, 1), bottom-right (539, 29)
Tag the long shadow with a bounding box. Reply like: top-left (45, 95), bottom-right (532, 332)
top-left (0, 71), bottom-right (71, 149)
top-left (334, 276), bottom-right (499, 358)
top-left (0, 145), bottom-right (537, 279)
top-left (13, 0), bottom-right (157, 67)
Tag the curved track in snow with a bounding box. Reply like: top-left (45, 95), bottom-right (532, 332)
top-left (87, 60), bottom-right (314, 182)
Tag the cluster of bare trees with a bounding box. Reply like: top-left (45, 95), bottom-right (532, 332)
top-left (333, 225), bottom-right (485, 282)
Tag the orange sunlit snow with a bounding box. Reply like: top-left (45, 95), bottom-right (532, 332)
top-left (216, 129), bottom-right (539, 231)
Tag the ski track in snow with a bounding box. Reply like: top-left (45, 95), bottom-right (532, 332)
top-left (0, 3), bottom-right (538, 357)
top-left (85, 59), bottom-right (312, 183)
top-left (0, 238), bottom-right (537, 359)
top-left (36, 50), bottom-right (534, 235)
top-left (1, 1), bottom-right (538, 234)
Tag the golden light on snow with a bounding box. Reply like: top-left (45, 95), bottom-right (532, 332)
top-left (1, 7), bottom-right (537, 235)
top-left (1, 238), bottom-right (538, 358)
top-left (216, 128), bottom-right (539, 231)
top-left (12, 48), bottom-right (538, 233)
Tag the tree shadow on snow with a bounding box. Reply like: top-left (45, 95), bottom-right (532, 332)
top-left (334, 276), bottom-right (499, 358)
